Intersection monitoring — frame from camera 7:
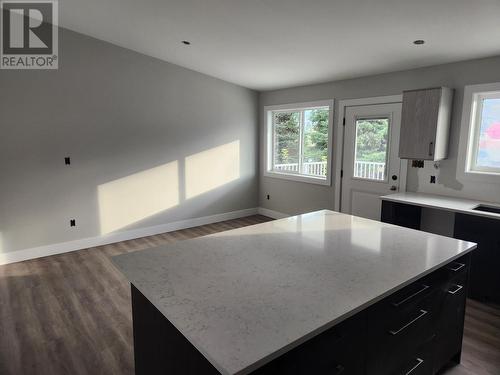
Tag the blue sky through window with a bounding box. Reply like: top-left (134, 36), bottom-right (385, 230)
top-left (476, 98), bottom-right (500, 168)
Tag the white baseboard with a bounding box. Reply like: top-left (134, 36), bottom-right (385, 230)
top-left (257, 207), bottom-right (289, 219)
top-left (0, 207), bottom-right (259, 266)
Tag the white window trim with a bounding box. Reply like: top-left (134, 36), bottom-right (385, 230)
top-left (457, 82), bottom-right (500, 183)
top-left (263, 100), bottom-right (334, 186)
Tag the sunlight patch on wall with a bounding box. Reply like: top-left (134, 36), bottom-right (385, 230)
top-left (185, 141), bottom-right (240, 199)
top-left (98, 161), bottom-right (179, 234)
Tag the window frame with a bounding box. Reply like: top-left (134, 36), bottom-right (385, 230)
top-left (263, 100), bottom-right (334, 186)
top-left (457, 82), bottom-right (500, 183)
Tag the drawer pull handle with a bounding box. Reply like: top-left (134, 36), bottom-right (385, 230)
top-left (406, 358), bottom-right (424, 374)
top-left (448, 262), bottom-right (465, 272)
top-left (448, 284), bottom-right (464, 295)
top-left (392, 284), bottom-right (430, 307)
top-left (389, 309), bottom-right (428, 336)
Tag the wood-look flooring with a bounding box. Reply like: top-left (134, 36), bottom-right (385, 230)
top-left (442, 299), bottom-right (500, 375)
top-left (0, 214), bottom-right (499, 375)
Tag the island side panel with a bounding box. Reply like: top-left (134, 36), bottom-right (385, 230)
top-left (131, 285), bottom-right (220, 375)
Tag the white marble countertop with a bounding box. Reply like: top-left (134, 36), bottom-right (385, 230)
top-left (381, 192), bottom-right (500, 220)
top-left (112, 210), bottom-right (476, 375)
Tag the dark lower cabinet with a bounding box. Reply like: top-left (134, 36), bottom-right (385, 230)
top-left (381, 201), bottom-right (422, 230)
top-left (131, 254), bottom-right (470, 375)
top-left (454, 214), bottom-right (500, 304)
top-left (381, 201), bottom-right (499, 305)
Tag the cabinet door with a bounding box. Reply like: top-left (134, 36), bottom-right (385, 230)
top-left (399, 88), bottom-right (441, 160)
top-left (454, 214), bottom-right (500, 303)
top-left (434, 271), bottom-right (468, 373)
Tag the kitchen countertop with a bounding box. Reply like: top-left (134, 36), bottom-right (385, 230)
top-left (112, 210), bottom-right (476, 375)
top-left (381, 192), bottom-right (500, 220)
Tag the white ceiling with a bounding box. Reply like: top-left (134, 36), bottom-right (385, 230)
top-left (60, 0), bottom-right (500, 91)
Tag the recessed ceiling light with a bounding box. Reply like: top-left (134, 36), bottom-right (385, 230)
top-left (413, 40), bottom-right (425, 45)
top-left (182, 40), bottom-right (191, 45)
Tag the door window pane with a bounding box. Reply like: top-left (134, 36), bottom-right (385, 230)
top-left (354, 118), bottom-right (389, 181)
top-left (273, 111), bottom-right (300, 173)
top-left (302, 108), bottom-right (329, 177)
top-left (474, 98), bottom-right (500, 170)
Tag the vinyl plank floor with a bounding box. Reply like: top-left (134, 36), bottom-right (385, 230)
top-left (1, 214), bottom-right (499, 375)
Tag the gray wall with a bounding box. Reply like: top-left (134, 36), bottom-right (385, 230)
top-left (0, 29), bottom-right (259, 254)
top-left (259, 56), bottom-right (500, 215)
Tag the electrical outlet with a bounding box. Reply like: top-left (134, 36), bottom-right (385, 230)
top-left (266, 194), bottom-right (270, 200)
top-left (430, 176), bottom-right (436, 184)
top-left (70, 219), bottom-right (76, 227)
top-left (65, 157), bottom-right (71, 165)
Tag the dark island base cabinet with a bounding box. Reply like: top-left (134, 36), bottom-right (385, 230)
top-left (381, 200), bottom-right (500, 304)
top-left (131, 254), bottom-right (470, 375)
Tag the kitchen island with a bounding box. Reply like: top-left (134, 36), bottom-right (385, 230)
top-left (112, 210), bottom-right (476, 375)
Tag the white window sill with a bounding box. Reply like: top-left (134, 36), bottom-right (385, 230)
top-left (263, 170), bottom-right (331, 186)
top-left (459, 169), bottom-right (500, 184)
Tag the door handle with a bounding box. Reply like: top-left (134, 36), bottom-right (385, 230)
top-left (390, 185), bottom-right (397, 191)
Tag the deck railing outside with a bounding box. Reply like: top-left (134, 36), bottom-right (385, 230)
top-left (273, 161), bottom-right (327, 177)
top-left (274, 160), bottom-right (386, 180)
top-left (354, 161), bottom-right (386, 180)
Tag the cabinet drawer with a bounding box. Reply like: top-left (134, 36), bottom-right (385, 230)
top-left (392, 341), bottom-right (434, 375)
top-left (367, 275), bottom-right (440, 375)
top-left (374, 271), bottom-right (441, 326)
top-left (440, 255), bottom-right (469, 281)
top-left (388, 279), bottom-right (437, 310)
top-left (367, 296), bottom-right (437, 374)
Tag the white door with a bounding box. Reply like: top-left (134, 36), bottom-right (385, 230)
top-left (340, 103), bottom-right (405, 220)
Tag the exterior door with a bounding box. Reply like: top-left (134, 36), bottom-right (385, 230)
top-left (340, 103), bottom-right (405, 220)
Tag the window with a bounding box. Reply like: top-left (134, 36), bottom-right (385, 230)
top-left (353, 118), bottom-right (389, 181)
top-left (468, 92), bottom-right (500, 173)
top-left (264, 100), bottom-right (333, 185)
top-left (460, 83), bottom-right (500, 180)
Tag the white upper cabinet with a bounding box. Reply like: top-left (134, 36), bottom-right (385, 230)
top-left (399, 87), bottom-right (454, 161)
